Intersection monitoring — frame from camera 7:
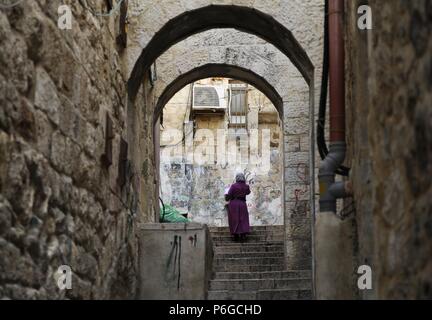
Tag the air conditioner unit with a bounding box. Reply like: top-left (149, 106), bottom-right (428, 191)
top-left (192, 85), bottom-right (226, 113)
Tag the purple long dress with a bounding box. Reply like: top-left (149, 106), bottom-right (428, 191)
top-left (227, 182), bottom-right (251, 235)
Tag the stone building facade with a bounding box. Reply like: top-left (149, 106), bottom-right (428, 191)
top-left (160, 78), bottom-right (284, 226)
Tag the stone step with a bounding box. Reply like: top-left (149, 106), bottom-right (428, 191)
top-left (214, 264), bottom-right (285, 273)
top-left (215, 251), bottom-right (284, 259)
top-left (213, 241), bottom-right (284, 247)
top-left (214, 244), bottom-right (284, 254)
top-left (211, 234), bottom-right (284, 242)
top-left (214, 271), bottom-right (311, 280)
top-left (209, 278), bottom-right (311, 291)
top-left (208, 290), bottom-right (256, 300)
top-left (211, 235), bottom-right (284, 243)
top-left (208, 289), bottom-right (312, 300)
top-left (257, 289), bottom-right (312, 300)
top-left (208, 225), bottom-right (312, 300)
top-left (208, 224), bottom-right (312, 300)
top-left (210, 230), bottom-right (284, 237)
top-left (214, 257), bottom-right (284, 267)
top-left (209, 225), bottom-right (284, 233)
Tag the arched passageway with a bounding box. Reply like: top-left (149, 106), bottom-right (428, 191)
top-left (154, 64), bottom-right (283, 123)
top-left (2, 0), bottom-right (427, 302)
top-left (127, 5), bottom-right (314, 99)
top-left (151, 60), bottom-right (313, 273)
top-left (158, 75), bottom-right (284, 227)
top-left (127, 4), bottom-right (317, 289)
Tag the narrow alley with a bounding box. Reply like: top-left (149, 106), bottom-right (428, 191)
top-left (0, 0), bottom-right (431, 301)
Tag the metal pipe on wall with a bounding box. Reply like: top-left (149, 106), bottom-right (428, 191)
top-left (315, 0), bottom-right (355, 300)
top-left (328, 0), bottom-right (346, 143)
top-left (319, 0), bottom-right (351, 213)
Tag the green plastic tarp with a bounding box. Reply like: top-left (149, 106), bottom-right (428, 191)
top-left (160, 204), bottom-right (190, 223)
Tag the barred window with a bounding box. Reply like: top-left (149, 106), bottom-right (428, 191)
top-left (228, 86), bottom-right (248, 129)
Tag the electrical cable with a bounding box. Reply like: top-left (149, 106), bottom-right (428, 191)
top-left (317, 0), bottom-right (330, 161)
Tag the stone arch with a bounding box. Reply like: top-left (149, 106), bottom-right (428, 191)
top-left (152, 35), bottom-right (314, 270)
top-left (126, 8), bottom-right (317, 234)
top-left (152, 29), bottom-right (310, 118)
top-left (126, 4), bottom-right (319, 272)
top-left (154, 63), bottom-right (284, 125)
top-left (155, 62), bottom-right (287, 226)
top-left (127, 5), bottom-right (314, 99)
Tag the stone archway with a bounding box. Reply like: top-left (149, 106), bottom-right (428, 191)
top-left (127, 4), bottom-right (318, 277)
top-left (127, 5), bottom-right (314, 99)
top-left (154, 64), bottom-right (283, 123)
top-left (155, 63), bottom-right (285, 226)
top-left (152, 59), bottom-right (312, 272)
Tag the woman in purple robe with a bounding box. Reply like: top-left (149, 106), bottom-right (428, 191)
top-left (225, 173), bottom-right (251, 242)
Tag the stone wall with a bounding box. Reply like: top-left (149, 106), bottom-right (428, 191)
top-left (138, 223), bottom-right (213, 300)
top-left (159, 80), bottom-right (283, 226)
top-left (0, 1), bottom-right (146, 299)
top-left (345, 0), bottom-right (432, 299)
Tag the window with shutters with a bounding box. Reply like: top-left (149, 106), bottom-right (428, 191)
top-left (228, 84), bottom-right (248, 129)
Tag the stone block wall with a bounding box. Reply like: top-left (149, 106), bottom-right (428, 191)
top-left (0, 1), bottom-right (147, 299)
top-left (346, 0), bottom-right (432, 299)
top-left (138, 223), bottom-right (213, 300)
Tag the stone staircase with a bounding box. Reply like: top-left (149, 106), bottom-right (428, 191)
top-left (207, 225), bottom-right (312, 300)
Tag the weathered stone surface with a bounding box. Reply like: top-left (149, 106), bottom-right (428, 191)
top-left (160, 79), bottom-right (284, 226)
top-left (34, 67), bottom-right (61, 126)
top-left (0, 196), bottom-right (13, 236)
top-left (0, 1), bottom-right (137, 300)
top-left (345, 0), bottom-right (432, 300)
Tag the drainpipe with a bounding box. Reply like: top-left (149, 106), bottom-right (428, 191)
top-left (315, 0), bottom-right (355, 300)
top-left (319, 0), bottom-right (350, 212)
